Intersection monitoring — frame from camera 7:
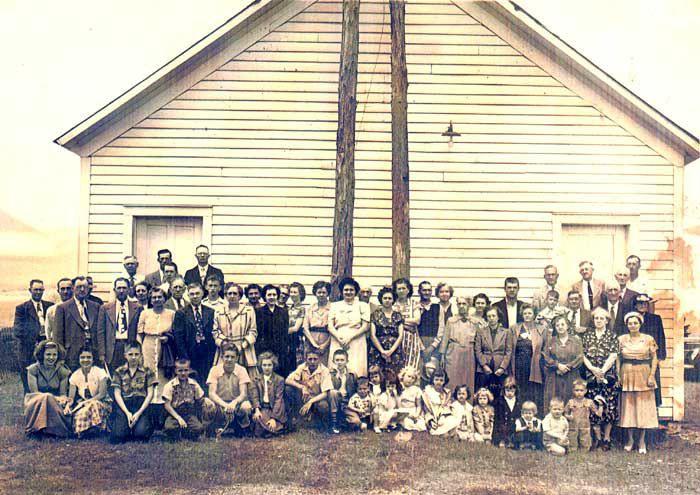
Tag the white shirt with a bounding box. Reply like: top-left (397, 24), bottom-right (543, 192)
top-left (506, 300), bottom-right (518, 327)
top-left (263, 375), bottom-right (270, 403)
top-left (582, 281), bottom-right (593, 310)
top-left (34, 301), bottom-right (45, 326)
top-left (69, 366), bottom-right (109, 399)
top-left (198, 264), bottom-right (209, 282)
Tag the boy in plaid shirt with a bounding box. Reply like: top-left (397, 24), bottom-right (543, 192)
top-left (163, 358), bottom-right (206, 440)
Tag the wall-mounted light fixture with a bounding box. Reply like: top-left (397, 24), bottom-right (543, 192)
top-left (442, 121), bottom-right (461, 146)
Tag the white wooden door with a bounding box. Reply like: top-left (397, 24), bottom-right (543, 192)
top-left (558, 224), bottom-right (628, 289)
top-left (133, 217), bottom-right (203, 275)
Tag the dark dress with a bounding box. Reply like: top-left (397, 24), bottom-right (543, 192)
top-left (542, 334), bottom-right (583, 414)
top-left (514, 333), bottom-right (537, 406)
top-left (640, 312), bottom-right (666, 407)
top-left (255, 305), bottom-right (292, 377)
top-left (580, 328), bottom-right (620, 425)
top-left (369, 309), bottom-right (405, 377)
top-left (493, 396), bottom-right (521, 446)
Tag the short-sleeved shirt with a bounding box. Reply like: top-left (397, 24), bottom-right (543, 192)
top-left (69, 366), bottom-right (109, 400)
top-left (162, 377), bottom-right (204, 409)
top-left (206, 363), bottom-right (251, 402)
top-left (112, 364), bottom-right (157, 399)
top-left (542, 414), bottom-right (569, 438)
top-left (289, 363), bottom-right (333, 393)
top-left (348, 393), bottom-right (374, 417)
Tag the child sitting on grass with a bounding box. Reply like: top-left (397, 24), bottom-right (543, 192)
top-left (345, 377), bottom-right (375, 431)
top-left (472, 387), bottom-right (495, 443)
top-left (162, 358), bottom-right (206, 441)
top-left (368, 365), bottom-right (383, 398)
top-left (543, 397), bottom-right (569, 456)
top-left (513, 400), bottom-right (542, 450)
top-left (397, 366), bottom-right (426, 431)
top-left (450, 385), bottom-right (474, 441)
top-left (565, 378), bottom-right (603, 452)
top-left (375, 369), bottom-right (401, 432)
top-left (422, 367), bottom-right (457, 436)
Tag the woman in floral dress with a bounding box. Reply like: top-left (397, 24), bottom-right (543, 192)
top-left (369, 287), bottom-right (405, 377)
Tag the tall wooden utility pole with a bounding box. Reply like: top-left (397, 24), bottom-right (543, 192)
top-left (390, 0), bottom-right (410, 280)
top-left (331, 0), bottom-right (360, 299)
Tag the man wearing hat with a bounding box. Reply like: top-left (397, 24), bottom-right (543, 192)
top-left (634, 294), bottom-right (665, 407)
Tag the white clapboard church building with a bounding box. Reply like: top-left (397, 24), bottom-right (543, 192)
top-left (55, 0), bottom-right (698, 419)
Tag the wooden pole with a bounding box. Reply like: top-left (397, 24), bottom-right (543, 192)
top-left (390, 0), bottom-right (410, 280)
top-left (331, 0), bottom-right (360, 299)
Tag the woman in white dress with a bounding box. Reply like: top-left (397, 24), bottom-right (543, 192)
top-left (137, 288), bottom-right (175, 404)
top-left (328, 277), bottom-right (370, 377)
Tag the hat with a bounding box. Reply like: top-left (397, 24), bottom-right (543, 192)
top-left (634, 294), bottom-right (653, 304)
top-left (624, 311), bottom-right (645, 325)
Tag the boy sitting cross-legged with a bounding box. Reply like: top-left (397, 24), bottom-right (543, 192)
top-left (162, 358), bottom-right (206, 441)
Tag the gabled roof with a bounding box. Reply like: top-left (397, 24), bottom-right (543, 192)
top-left (55, 0), bottom-right (699, 166)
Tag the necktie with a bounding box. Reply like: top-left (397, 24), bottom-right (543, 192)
top-left (36, 303), bottom-right (45, 326)
top-left (118, 303), bottom-right (127, 336)
top-left (587, 281), bottom-right (594, 309)
top-left (128, 276), bottom-right (136, 297)
top-left (81, 301), bottom-right (91, 342)
top-left (194, 306), bottom-right (204, 343)
top-left (610, 305), bottom-right (616, 329)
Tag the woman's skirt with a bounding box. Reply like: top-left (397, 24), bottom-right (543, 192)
top-left (24, 393), bottom-right (71, 437)
top-left (72, 399), bottom-right (111, 436)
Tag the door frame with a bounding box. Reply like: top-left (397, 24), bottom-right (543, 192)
top-left (122, 205), bottom-right (213, 258)
top-left (551, 213), bottom-right (640, 270)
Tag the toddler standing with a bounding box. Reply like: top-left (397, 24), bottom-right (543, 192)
top-left (564, 378), bottom-right (603, 452)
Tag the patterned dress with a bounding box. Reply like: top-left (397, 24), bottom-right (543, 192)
top-left (580, 327), bottom-right (620, 425)
top-left (287, 302), bottom-right (306, 366)
top-left (393, 300), bottom-right (423, 370)
top-left (369, 309), bottom-right (405, 376)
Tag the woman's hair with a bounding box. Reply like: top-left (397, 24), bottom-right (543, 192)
top-left (244, 283), bottom-right (262, 298)
top-left (224, 282), bottom-right (244, 296)
top-left (485, 305), bottom-right (504, 323)
top-left (289, 281), bottom-right (306, 302)
top-left (519, 303), bottom-right (534, 318)
top-left (431, 367), bottom-right (449, 386)
top-left (502, 376), bottom-right (518, 394)
top-left (338, 277), bottom-right (361, 295)
top-left (383, 368), bottom-right (398, 389)
top-left (377, 286), bottom-right (397, 304)
top-left (257, 351), bottom-right (279, 370)
top-left (624, 311), bottom-right (644, 326)
top-left (368, 364), bottom-right (384, 385)
top-left (221, 343), bottom-right (240, 357)
top-left (78, 346), bottom-right (94, 358)
top-left (551, 314), bottom-right (571, 332)
top-left (591, 306), bottom-right (611, 321)
top-left (149, 287), bottom-right (166, 307)
top-left (435, 282), bottom-right (454, 298)
top-left (521, 401), bottom-right (537, 414)
top-left (475, 387), bottom-right (494, 404)
top-left (392, 277), bottom-right (413, 298)
top-left (473, 293), bottom-right (491, 307)
top-left (452, 384), bottom-right (471, 401)
top-left (312, 280), bottom-right (332, 296)
top-left (33, 340), bottom-right (66, 364)
top-left (261, 284), bottom-right (281, 301)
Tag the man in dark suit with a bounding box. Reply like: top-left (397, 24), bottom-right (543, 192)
top-left (566, 290), bottom-right (591, 334)
top-left (600, 280), bottom-right (625, 335)
top-left (55, 276), bottom-right (100, 370)
top-left (165, 276), bottom-right (189, 311)
top-left (493, 277), bottom-right (525, 328)
top-left (184, 245), bottom-right (224, 297)
top-left (614, 267), bottom-right (639, 318)
top-left (97, 277), bottom-right (142, 372)
top-left (144, 248), bottom-right (173, 289)
top-left (13, 279), bottom-right (54, 392)
top-left (173, 282), bottom-right (216, 389)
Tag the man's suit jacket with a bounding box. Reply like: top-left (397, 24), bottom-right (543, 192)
top-left (640, 312), bottom-right (666, 361)
top-left (474, 325), bottom-right (513, 373)
top-left (54, 298), bottom-right (100, 370)
top-left (184, 264), bottom-right (225, 290)
top-left (250, 373), bottom-right (287, 424)
top-left (329, 369), bottom-right (357, 399)
top-left (493, 298), bottom-right (525, 329)
top-left (144, 270), bottom-right (162, 289)
top-left (96, 299), bottom-right (142, 366)
top-left (618, 288), bottom-right (640, 319)
top-left (570, 279), bottom-right (606, 309)
top-left (567, 307), bottom-right (592, 334)
top-left (165, 297), bottom-right (189, 312)
top-left (173, 305), bottom-right (216, 364)
top-left (14, 299), bottom-right (53, 365)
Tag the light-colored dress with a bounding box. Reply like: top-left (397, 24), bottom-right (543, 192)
top-left (439, 316), bottom-right (478, 394)
top-left (329, 299), bottom-right (370, 377)
top-left (212, 304), bottom-right (257, 374)
top-left (393, 300), bottom-right (423, 370)
top-left (303, 303), bottom-right (331, 365)
top-left (398, 385), bottom-right (427, 431)
top-left (137, 308), bottom-right (175, 404)
top-left (451, 400), bottom-right (475, 441)
top-left (618, 333), bottom-right (658, 428)
top-left (422, 385), bottom-right (458, 436)
top-left (68, 366), bottom-right (111, 435)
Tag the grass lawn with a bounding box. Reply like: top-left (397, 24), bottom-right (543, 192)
top-left (1, 371), bottom-right (698, 495)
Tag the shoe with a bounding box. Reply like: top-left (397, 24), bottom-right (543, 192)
top-left (360, 423), bottom-right (368, 432)
top-left (331, 427), bottom-right (340, 434)
top-left (638, 446), bottom-right (647, 454)
top-left (623, 444), bottom-right (633, 452)
top-left (374, 426), bottom-right (382, 434)
top-left (601, 440), bottom-right (611, 452)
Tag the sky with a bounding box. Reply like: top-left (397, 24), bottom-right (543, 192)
top-left (0, 0), bottom-right (698, 241)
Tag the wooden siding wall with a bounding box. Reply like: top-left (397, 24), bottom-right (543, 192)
top-left (88, 0), bottom-right (677, 416)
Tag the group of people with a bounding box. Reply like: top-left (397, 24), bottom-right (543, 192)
top-left (14, 248), bottom-right (665, 455)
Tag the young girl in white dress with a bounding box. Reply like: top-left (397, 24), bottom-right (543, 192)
top-left (472, 387), bottom-right (495, 443)
top-left (397, 366), bottom-right (426, 431)
top-left (451, 385), bottom-right (475, 441)
top-left (423, 368), bottom-right (458, 436)
top-left (374, 369), bottom-right (401, 432)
